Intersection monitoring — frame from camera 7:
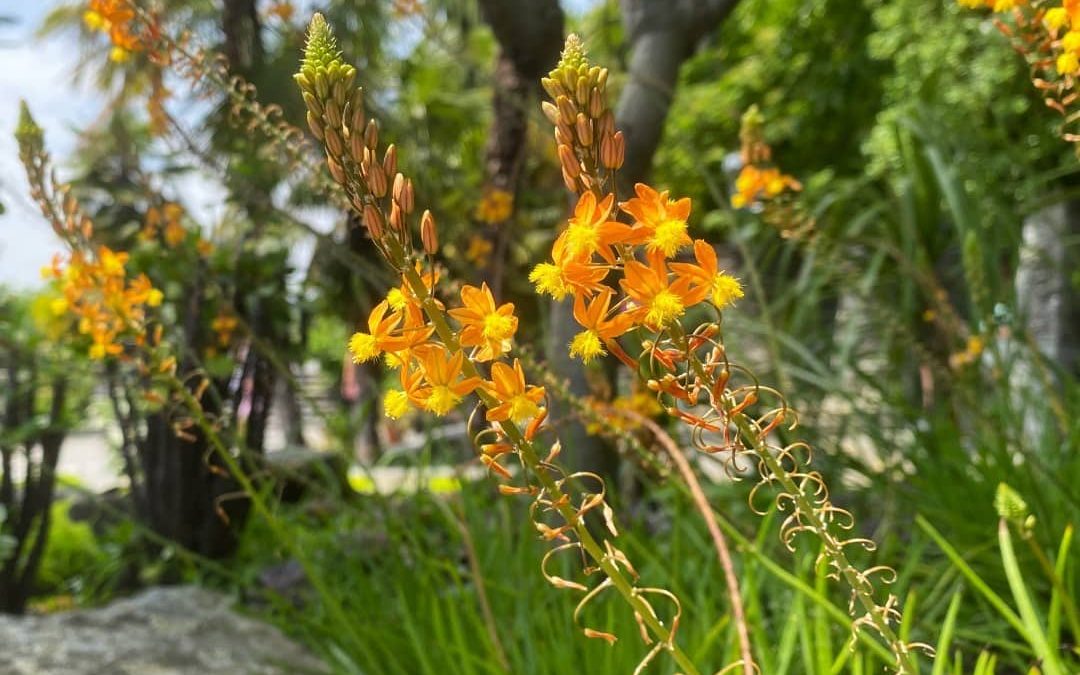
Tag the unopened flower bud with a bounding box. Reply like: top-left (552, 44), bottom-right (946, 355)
top-left (363, 203), bottom-right (385, 240)
top-left (382, 144), bottom-right (397, 179)
top-left (541, 77), bottom-right (559, 99)
top-left (562, 168), bottom-right (578, 193)
top-left (575, 113), bottom-right (593, 146)
top-left (349, 88), bottom-right (365, 131)
top-left (325, 126), bottom-right (345, 158)
top-left (588, 88), bottom-right (604, 118)
top-left (367, 162), bottom-right (388, 198)
top-left (601, 130), bottom-right (625, 169)
top-left (575, 75), bottom-right (589, 106)
top-left (306, 111), bottom-right (325, 141)
top-left (420, 210), bottom-right (438, 255)
top-left (556, 95), bottom-right (575, 124)
top-left (541, 101), bottom-right (559, 125)
top-left (389, 200), bottom-right (405, 231)
top-left (302, 92), bottom-right (323, 116)
top-left (598, 110), bottom-right (614, 138)
top-left (364, 119), bottom-right (378, 150)
top-left (557, 143), bottom-right (580, 178)
top-left (324, 98), bottom-right (342, 129)
top-left (350, 129), bottom-right (365, 162)
top-left (326, 153), bottom-right (346, 184)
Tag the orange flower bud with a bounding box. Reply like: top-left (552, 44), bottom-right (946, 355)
top-left (557, 143), bottom-right (580, 178)
top-left (382, 143), bottom-right (397, 179)
top-left (575, 112), bottom-right (593, 146)
top-left (420, 209), bottom-right (438, 255)
top-left (364, 118), bottom-right (378, 150)
top-left (363, 203), bottom-right (385, 240)
top-left (556, 94), bottom-right (575, 123)
top-left (306, 111), bottom-right (325, 141)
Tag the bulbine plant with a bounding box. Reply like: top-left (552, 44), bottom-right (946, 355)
top-left (298, 14), bottom-right (927, 674)
top-left (296, 16), bottom-right (701, 674)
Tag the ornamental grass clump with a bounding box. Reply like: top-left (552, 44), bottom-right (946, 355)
top-left (296, 15), bottom-right (706, 674)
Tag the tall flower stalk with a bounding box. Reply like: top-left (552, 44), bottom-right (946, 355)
top-left (532, 35), bottom-right (929, 674)
top-left (295, 15), bottom-right (706, 674)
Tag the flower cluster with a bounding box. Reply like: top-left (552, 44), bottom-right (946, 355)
top-left (42, 246), bottom-right (163, 360)
top-left (475, 187), bottom-right (514, 224)
top-left (83, 0), bottom-right (141, 62)
top-left (962, 0), bottom-right (1080, 142)
top-left (299, 18), bottom-right (702, 672)
top-left (530, 186), bottom-right (743, 366)
top-left (730, 105), bottom-right (800, 209)
top-left (538, 36), bottom-right (922, 673)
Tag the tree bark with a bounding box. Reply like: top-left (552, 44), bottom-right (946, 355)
top-left (477, 0), bottom-right (565, 295)
top-left (1016, 199), bottom-right (1080, 375)
top-left (221, 0), bottom-right (263, 73)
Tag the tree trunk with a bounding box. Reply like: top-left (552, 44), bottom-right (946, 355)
top-left (1016, 199), bottom-right (1080, 375)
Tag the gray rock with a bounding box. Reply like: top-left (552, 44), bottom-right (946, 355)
top-left (0, 586), bottom-right (328, 675)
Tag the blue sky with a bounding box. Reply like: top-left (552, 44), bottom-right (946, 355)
top-left (0, 0), bottom-right (99, 289)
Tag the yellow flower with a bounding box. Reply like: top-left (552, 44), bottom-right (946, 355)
top-left (1063, 30), bottom-right (1080, 53)
top-left (569, 329), bottom-right (604, 363)
top-left (1046, 7), bottom-right (1070, 30)
top-left (109, 46), bottom-right (130, 63)
top-left (710, 273), bottom-right (744, 309)
top-left (991, 0), bottom-right (1022, 11)
top-left (384, 389), bottom-right (410, 419)
top-left (1058, 51), bottom-right (1080, 75)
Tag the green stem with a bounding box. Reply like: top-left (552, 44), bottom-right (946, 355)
top-left (400, 263), bottom-right (701, 675)
top-left (731, 413), bottom-right (917, 674)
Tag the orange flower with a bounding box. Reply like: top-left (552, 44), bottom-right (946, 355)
top-left (620, 183), bottom-right (693, 257)
top-left (553, 192), bottom-right (633, 263)
top-left (670, 240), bottom-right (744, 310)
top-left (485, 359), bottom-right (545, 424)
top-left (621, 251), bottom-right (705, 331)
top-left (384, 304), bottom-right (434, 367)
top-left (349, 299), bottom-right (433, 364)
top-left (569, 290), bottom-right (635, 363)
top-left (448, 283), bottom-right (517, 361)
top-left (530, 235), bottom-right (610, 300)
top-left (413, 345), bottom-right (483, 415)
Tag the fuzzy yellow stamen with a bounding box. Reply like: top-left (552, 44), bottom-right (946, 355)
top-left (425, 385), bottom-right (460, 416)
top-left (648, 219), bottom-right (689, 257)
top-left (569, 329), bottom-right (605, 363)
top-left (506, 395), bottom-right (541, 424)
top-left (710, 274), bottom-right (744, 310)
top-left (348, 331), bottom-right (380, 363)
top-left (482, 312), bottom-right (515, 342)
top-left (645, 290), bottom-right (684, 328)
top-left (384, 389), bottom-right (409, 419)
top-left (529, 263), bottom-right (570, 300)
top-left (387, 288), bottom-right (408, 311)
top-left (563, 221), bottom-right (599, 258)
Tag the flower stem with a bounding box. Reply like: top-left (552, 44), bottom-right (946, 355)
top-left (401, 263), bottom-right (701, 675)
